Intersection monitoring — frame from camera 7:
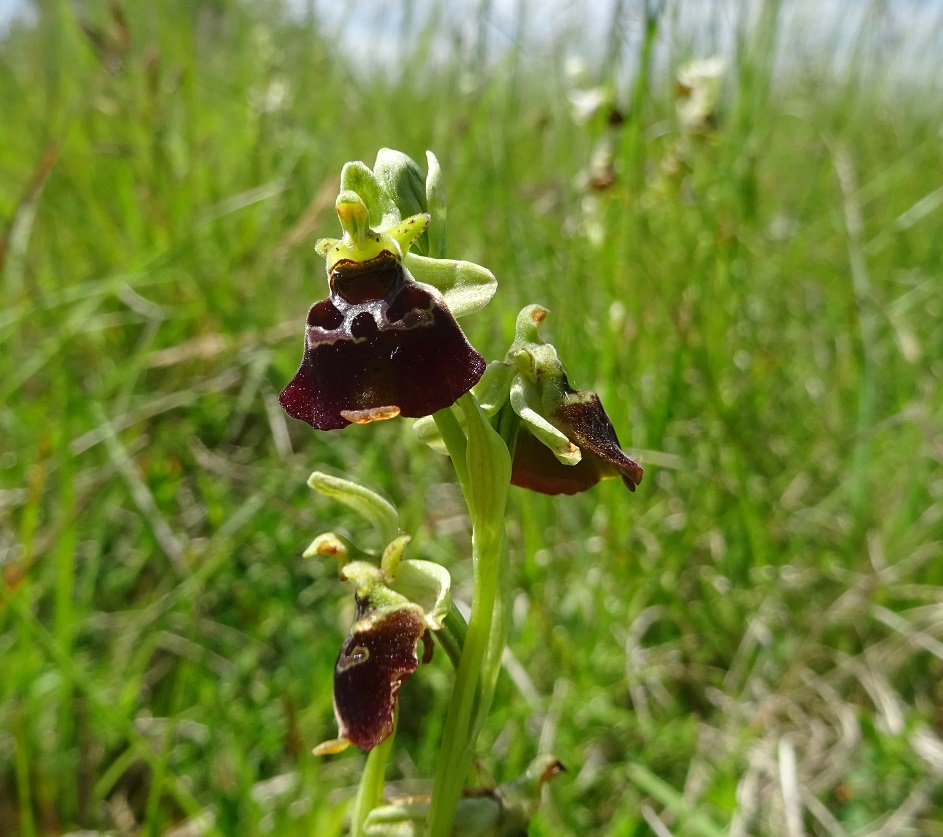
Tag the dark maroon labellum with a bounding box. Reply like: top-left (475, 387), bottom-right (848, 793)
top-left (279, 252), bottom-right (485, 430)
top-left (333, 600), bottom-right (427, 752)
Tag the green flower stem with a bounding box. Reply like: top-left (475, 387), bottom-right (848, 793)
top-left (425, 393), bottom-right (511, 837)
top-left (496, 401), bottom-right (521, 461)
top-left (432, 405), bottom-right (470, 499)
top-left (470, 528), bottom-right (509, 742)
top-left (350, 710), bottom-right (397, 837)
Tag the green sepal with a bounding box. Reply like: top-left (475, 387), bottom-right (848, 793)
top-left (374, 149), bottom-right (427, 227)
top-left (411, 414), bottom-right (447, 454)
top-left (404, 252), bottom-right (497, 318)
top-left (412, 362), bottom-right (512, 453)
top-left (392, 559), bottom-right (452, 630)
top-left (372, 148), bottom-right (447, 258)
top-left (307, 471), bottom-right (399, 543)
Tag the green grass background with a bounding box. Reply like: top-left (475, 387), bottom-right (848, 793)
top-left (2, 0), bottom-right (942, 834)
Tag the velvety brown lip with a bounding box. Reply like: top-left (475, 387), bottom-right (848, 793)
top-left (279, 252), bottom-right (485, 431)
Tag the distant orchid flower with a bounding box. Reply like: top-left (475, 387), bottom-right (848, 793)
top-left (564, 56), bottom-right (618, 126)
top-left (676, 56), bottom-right (725, 135)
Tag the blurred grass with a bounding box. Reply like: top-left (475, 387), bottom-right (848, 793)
top-left (2, 0), bottom-right (943, 834)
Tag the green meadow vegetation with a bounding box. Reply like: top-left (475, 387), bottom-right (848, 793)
top-left (2, 0), bottom-right (943, 834)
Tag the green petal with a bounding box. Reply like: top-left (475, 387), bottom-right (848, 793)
top-left (303, 531), bottom-right (356, 568)
top-left (384, 213), bottom-right (430, 256)
top-left (380, 534), bottom-right (411, 579)
top-left (509, 377), bottom-right (581, 466)
top-left (314, 237), bottom-right (337, 257)
top-left (404, 252), bottom-right (497, 318)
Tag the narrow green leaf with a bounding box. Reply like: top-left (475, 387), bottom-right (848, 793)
top-left (626, 764), bottom-right (727, 837)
